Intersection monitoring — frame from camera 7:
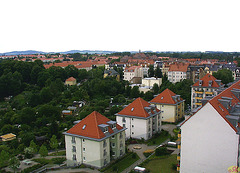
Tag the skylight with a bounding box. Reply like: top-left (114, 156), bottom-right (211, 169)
top-left (131, 108), bottom-right (134, 111)
top-left (161, 97), bottom-right (163, 99)
top-left (82, 125), bottom-right (86, 130)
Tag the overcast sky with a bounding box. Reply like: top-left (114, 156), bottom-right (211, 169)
top-left (0, 0), bottom-right (239, 53)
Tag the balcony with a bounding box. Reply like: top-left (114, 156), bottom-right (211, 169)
top-left (178, 133), bottom-right (181, 138)
top-left (177, 155), bottom-right (180, 160)
top-left (195, 102), bottom-right (202, 106)
top-left (177, 144), bottom-right (181, 149)
top-left (177, 166), bottom-right (180, 171)
top-left (195, 91), bottom-right (203, 94)
top-left (205, 91), bottom-right (213, 95)
top-left (195, 97), bottom-right (203, 100)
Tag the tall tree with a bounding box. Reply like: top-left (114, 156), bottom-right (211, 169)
top-left (29, 140), bottom-right (38, 154)
top-left (0, 150), bottom-right (10, 167)
top-left (148, 65), bottom-right (154, 77)
top-left (39, 145), bottom-right (48, 157)
top-left (154, 66), bottom-right (162, 78)
top-left (50, 135), bottom-right (58, 152)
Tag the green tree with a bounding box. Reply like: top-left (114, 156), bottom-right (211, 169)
top-left (130, 86), bottom-right (140, 98)
top-left (148, 65), bottom-right (154, 77)
top-left (0, 150), bottom-right (10, 167)
top-left (154, 66), bottom-right (162, 78)
top-left (39, 145), bottom-right (48, 157)
top-left (29, 140), bottom-right (38, 154)
top-left (9, 157), bottom-right (20, 173)
top-left (50, 135), bottom-right (58, 152)
top-left (213, 69), bottom-right (234, 84)
top-left (152, 83), bottom-right (159, 94)
top-left (144, 91), bottom-right (154, 101)
top-left (162, 73), bottom-right (168, 83)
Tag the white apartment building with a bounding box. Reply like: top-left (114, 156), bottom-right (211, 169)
top-left (123, 66), bottom-right (143, 81)
top-left (63, 111), bottom-right (126, 168)
top-left (179, 81), bottom-right (240, 173)
top-left (115, 97), bottom-right (161, 140)
top-left (168, 63), bottom-right (189, 83)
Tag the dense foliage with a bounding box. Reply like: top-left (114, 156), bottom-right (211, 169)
top-left (0, 59), bottom-right (193, 168)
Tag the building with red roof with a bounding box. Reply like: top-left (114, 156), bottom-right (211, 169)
top-left (191, 73), bottom-right (224, 110)
top-left (179, 80), bottom-right (240, 173)
top-left (115, 97), bottom-right (161, 140)
top-left (123, 66), bottom-right (143, 82)
top-left (65, 77), bottom-right (77, 86)
top-left (168, 63), bottom-right (190, 83)
top-left (150, 88), bottom-right (185, 123)
top-left (63, 111), bottom-right (126, 168)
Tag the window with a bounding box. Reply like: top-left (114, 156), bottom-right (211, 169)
top-left (123, 124), bottom-right (126, 128)
top-left (82, 139), bottom-right (85, 142)
top-left (83, 157), bottom-right (86, 161)
top-left (72, 137), bottom-right (76, 144)
top-left (73, 154), bottom-right (76, 161)
top-left (104, 159), bottom-right (107, 165)
top-left (112, 135), bottom-right (115, 139)
top-left (83, 147), bottom-right (85, 152)
top-left (112, 143), bottom-right (115, 148)
top-left (72, 146), bottom-right (76, 152)
top-left (104, 149), bottom-right (107, 156)
top-left (104, 127), bottom-right (108, 133)
top-left (112, 151), bottom-right (116, 156)
top-left (103, 140), bottom-right (107, 147)
top-left (132, 125), bottom-right (134, 128)
top-left (132, 132), bottom-right (134, 134)
top-left (122, 117), bottom-right (126, 123)
top-left (120, 132), bottom-right (123, 139)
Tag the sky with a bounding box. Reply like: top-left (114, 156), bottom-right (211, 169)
top-left (0, 0), bottom-right (240, 53)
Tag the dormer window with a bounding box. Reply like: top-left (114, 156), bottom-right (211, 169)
top-left (104, 127), bottom-right (108, 133)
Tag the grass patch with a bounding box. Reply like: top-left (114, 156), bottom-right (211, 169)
top-left (49, 151), bottom-right (66, 156)
top-left (102, 152), bottom-right (139, 173)
top-left (142, 154), bottom-right (178, 173)
top-left (147, 131), bottom-right (170, 146)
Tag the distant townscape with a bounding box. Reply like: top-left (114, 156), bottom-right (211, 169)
top-left (0, 50), bottom-right (240, 173)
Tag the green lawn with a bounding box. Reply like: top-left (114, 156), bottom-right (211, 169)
top-left (147, 132), bottom-right (170, 146)
top-left (143, 154), bottom-right (178, 173)
top-left (103, 152), bottom-right (139, 173)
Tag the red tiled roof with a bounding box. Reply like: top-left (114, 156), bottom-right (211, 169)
top-left (182, 80), bottom-right (240, 132)
top-left (66, 77), bottom-right (76, 81)
top-left (125, 66), bottom-right (141, 72)
top-left (168, 63), bottom-right (189, 72)
top-left (192, 73), bottom-right (222, 87)
top-left (150, 88), bottom-right (183, 104)
top-left (67, 111), bottom-right (123, 139)
top-left (117, 97), bottom-right (160, 118)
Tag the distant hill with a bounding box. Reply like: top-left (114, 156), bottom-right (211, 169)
top-left (0, 50), bottom-right (120, 56)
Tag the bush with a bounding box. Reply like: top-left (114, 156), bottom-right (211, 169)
top-left (172, 163), bottom-right (177, 170)
top-left (32, 158), bottom-right (50, 165)
top-left (21, 164), bottom-right (44, 173)
top-left (112, 166), bottom-right (118, 171)
top-left (132, 153), bottom-right (137, 159)
top-left (155, 147), bottom-right (169, 156)
top-left (51, 157), bottom-right (66, 165)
